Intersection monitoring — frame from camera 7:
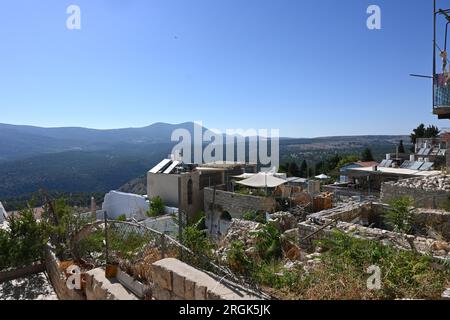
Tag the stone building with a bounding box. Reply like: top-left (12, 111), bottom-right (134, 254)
top-left (147, 159), bottom-right (257, 221)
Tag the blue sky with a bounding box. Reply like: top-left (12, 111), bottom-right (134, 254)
top-left (0, 0), bottom-right (444, 137)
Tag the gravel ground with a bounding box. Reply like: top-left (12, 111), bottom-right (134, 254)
top-left (0, 272), bottom-right (58, 300)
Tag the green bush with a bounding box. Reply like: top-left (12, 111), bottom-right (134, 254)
top-left (117, 214), bottom-right (127, 221)
top-left (182, 219), bottom-right (214, 257)
top-left (384, 197), bottom-right (415, 234)
top-left (0, 208), bottom-right (46, 270)
top-left (253, 223), bottom-right (282, 261)
top-left (147, 196), bottom-right (165, 217)
top-left (227, 241), bottom-right (253, 274)
top-left (317, 230), bottom-right (450, 299)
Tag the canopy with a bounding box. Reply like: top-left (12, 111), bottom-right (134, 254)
top-left (236, 172), bottom-right (288, 188)
top-left (232, 173), bottom-right (257, 179)
top-left (315, 174), bottom-right (331, 180)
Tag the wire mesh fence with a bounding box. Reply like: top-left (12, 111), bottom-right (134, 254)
top-left (70, 217), bottom-right (269, 298)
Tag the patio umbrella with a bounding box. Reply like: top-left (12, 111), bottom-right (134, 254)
top-left (236, 172), bottom-right (287, 188)
top-left (315, 174), bottom-right (331, 180)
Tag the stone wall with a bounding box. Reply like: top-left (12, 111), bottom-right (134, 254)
top-left (381, 178), bottom-right (449, 209)
top-left (414, 209), bottom-right (450, 242)
top-left (85, 268), bottom-right (138, 300)
top-left (44, 246), bottom-right (85, 300)
top-left (151, 258), bottom-right (261, 300)
top-left (298, 219), bottom-right (450, 259)
top-left (204, 188), bottom-right (277, 237)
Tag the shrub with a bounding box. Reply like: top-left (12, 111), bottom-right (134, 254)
top-left (384, 197), bottom-right (415, 234)
top-left (0, 208), bottom-right (46, 270)
top-left (182, 219), bottom-right (213, 257)
top-left (227, 241), bottom-right (252, 274)
top-left (253, 223), bottom-right (282, 261)
top-left (117, 214), bottom-right (127, 221)
top-left (147, 196), bottom-right (165, 217)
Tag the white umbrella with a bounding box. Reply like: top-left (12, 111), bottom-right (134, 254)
top-left (236, 172), bottom-right (287, 188)
top-left (315, 174), bottom-right (331, 180)
top-left (232, 173), bottom-right (256, 179)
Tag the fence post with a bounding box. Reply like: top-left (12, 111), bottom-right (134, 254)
top-left (104, 211), bottom-right (109, 265)
top-left (178, 210), bottom-right (184, 261)
top-left (160, 234), bottom-right (166, 259)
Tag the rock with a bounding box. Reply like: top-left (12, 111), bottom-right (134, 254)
top-left (283, 229), bottom-right (299, 243)
top-left (442, 289), bottom-right (450, 300)
top-left (435, 250), bottom-right (447, 257)
top-left (268, 212), bottom-right (297, 233)
top-left (431, 241), bottom-right (450, 252)
top-left (281, 237), bottom-right (301, 261)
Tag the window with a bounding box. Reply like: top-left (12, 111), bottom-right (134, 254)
top-left (187, 179), bottom-right (193, 205)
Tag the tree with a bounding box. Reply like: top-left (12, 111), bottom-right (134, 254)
top-left (299, 160), bottom-right (308, 178)
top-left (337, 155), bottom-right (360, 169)
top-left (398, 140), bottom-right (405, 154)
top-left (410, 124), bottom-right (440, 145)
top-left (361, 148), bottom-right (374, 162)
top-left (287, 162), bottom-right (300, 178)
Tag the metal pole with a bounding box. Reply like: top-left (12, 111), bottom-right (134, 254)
top-left (178, 210), bottom-right (184, 261)
top-left (104, 211), bottom-right (109, 265)
top-left (160, 233), bottom-right (166, 259)
top-left (434, 0), bottom-right (437, 110)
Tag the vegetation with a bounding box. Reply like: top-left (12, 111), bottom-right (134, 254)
top-left (77, 227), bottom-right (154, 263)
top-left (384, 197), bottom-right (415, 235)
top-left (181, 218), bottom-right (214, 258)
top-left (227, 241), bottom-right (253, 274)
top-left (398, 140), bottom-right (405, 153)
top-left (243, 211), bottom-right (266, 224)
top-left (147, 196), bottom-right (165, 217)
top-left (117, 214), bottom-right (127, 221)
top-left (0, 208), bottom-right (46, 270)
top-left (228, 230), bottom-right (450, 300)
top-left (410, 124), bottom-right (440, 145)
top-left (253, 224), bottom-right (282, 262)
top-left (42, 198), bottom-right (94, 259)
top-left (361, 148), bottom-right (375, 162)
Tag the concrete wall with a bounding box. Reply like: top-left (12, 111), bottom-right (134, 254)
top-left (179, 172), bottom-right (202, 221)
top-left (0, 201), bottom-right (6, 223)
top-left (381, 182), bottom-right (448, 209)
top-left (148, 171), bottom-right (203, 221)
top-left (148, 173), bottom-right (180, 208)
top-left (204, 188), bottom-right (277, 237)
top-left (102, 191), bottom-right (149, 220)
top-left (85, 268), bottom-right (138, 300)
top-left (151, 258), bottom-right (260, 300)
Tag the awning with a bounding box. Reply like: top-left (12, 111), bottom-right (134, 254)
top-left (236, 172), bottom-right (288, 188)
top-left (232, 173), bottom-right (257, 179)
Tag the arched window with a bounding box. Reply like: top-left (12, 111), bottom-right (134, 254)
top-left (187, 179), bottom-right (193, 205)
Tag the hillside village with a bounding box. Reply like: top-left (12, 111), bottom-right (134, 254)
top-left (2, 0), bottom-right (450, 303)
top-left (1, 130), bottom-right (450, 300)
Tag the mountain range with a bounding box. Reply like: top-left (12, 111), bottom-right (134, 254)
top-left (0, 122), bottom-right (408, 208)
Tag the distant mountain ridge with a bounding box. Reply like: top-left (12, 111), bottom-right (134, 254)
top-left (0, 122), bottom-right (408, 204)
top-left (0, 122), bottom-right (197, 161)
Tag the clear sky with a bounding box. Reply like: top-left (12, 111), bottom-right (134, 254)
top-left (0, 0), bottom-right (444, 137)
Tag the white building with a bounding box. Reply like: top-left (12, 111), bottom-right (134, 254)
top-left (0, 201), bottom-right (6, 224)
top-left (101, 191), bottom-right (149, 221)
